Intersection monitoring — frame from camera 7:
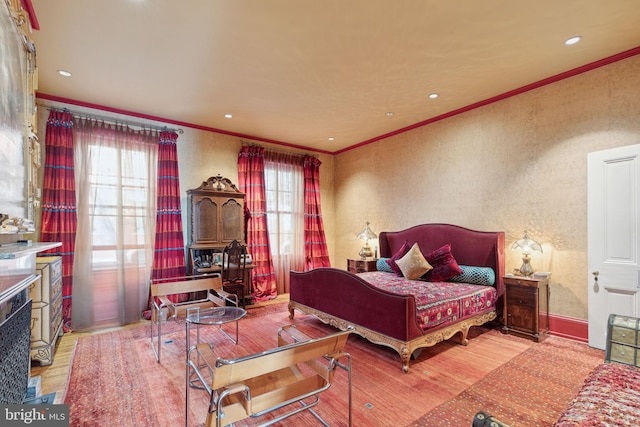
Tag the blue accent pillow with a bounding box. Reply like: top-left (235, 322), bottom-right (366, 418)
top-left (449, 265), bottom-right (496, 286)
top-left (376, 257), bottom-right (395, 273)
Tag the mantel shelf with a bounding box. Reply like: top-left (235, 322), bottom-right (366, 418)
top-left (0, 242), bottom-right (62, 259)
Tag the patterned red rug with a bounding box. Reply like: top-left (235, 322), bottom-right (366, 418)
top-left (63, 300), bottom-right (600, 427)
top-left (63, 302), bottom-right (309, 427)
top-left (411, 336), bottom-right (605, 427)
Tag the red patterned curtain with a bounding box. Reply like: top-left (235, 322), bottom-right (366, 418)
top-left (237, 146), bottom-right (277, 300)
top-left (303, 156), bottom-right (330, 269)
top-left (40, 110), bottom-right (76, 332)
top-left (150, 131), bottom-right (187, 303)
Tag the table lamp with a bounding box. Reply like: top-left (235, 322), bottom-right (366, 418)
top-left (511, 230), bottom-right (543, 277)
top-left (356, 222), bottom-right (377, 260)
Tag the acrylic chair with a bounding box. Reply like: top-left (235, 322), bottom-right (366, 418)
top-left (150, 273), bottom-right (238, 363)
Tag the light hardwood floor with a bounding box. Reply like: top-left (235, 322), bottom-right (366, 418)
top-left (30, 320), bottom-right (149, 404)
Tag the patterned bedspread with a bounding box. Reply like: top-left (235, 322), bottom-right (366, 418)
top-left (357, 271), bottom-right (496, 331)
top-left (553, 362), bottom-right (640, 426)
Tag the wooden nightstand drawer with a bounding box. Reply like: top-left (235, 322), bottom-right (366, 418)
top-left (347, 259), bottom-right (377, 273)
top-left (506, 286), bottom-right (535, 307)
top-left (503, 276), bottom-right (539, 287)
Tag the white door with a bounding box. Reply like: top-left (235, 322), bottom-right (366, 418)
top-left (588, 144), bottom-right (640, 349)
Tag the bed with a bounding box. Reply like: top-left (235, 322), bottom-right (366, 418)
top-left (289, 223), bottom-right (505, 372)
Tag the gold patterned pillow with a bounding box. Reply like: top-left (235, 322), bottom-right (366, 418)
top-left (395, 242), bottom-right (433, 280)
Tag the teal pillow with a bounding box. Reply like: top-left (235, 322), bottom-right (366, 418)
top-left (449, 265), bottom-right (496, 286)
top-left (376, 257), bottom-right (394, 273)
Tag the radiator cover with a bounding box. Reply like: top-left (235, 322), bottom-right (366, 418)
top-left (0, 296), bottom-right (33, 404)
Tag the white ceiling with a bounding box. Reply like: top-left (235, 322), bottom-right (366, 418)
top-left (30, 0), bottom-right (640, 154)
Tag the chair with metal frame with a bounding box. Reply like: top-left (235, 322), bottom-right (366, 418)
top-left (186, 324), bottom-right (353, 427)
top-left (150, 273), bottom-right (238, 363)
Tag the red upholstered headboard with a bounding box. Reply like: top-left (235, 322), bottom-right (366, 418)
top-left (378, 223), bottom-right (505, 298)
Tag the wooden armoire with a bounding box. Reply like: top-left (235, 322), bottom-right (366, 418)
top-left (187, 175), bottom-right (250, 303)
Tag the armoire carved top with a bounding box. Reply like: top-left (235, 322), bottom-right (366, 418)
top-left (188, 174), bottom-right (244, 196)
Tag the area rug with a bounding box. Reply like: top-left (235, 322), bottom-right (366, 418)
top-left (63, 300), bottom-right (576, 427)
top-left (63, 302), bottom-right (308, 427)
top-left (410, 336), bottom-right (605, 427)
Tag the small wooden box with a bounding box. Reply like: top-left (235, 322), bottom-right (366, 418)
top-left (606, 314), bottom-right (640, 367)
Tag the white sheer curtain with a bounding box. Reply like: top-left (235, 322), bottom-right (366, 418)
top-left (72, 120), bottom-right (158, 329)
top-left (264, 151), bottom-right (304, 294)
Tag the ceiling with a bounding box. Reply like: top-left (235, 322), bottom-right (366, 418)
top-left (30, 0), bottom-right (640, 154)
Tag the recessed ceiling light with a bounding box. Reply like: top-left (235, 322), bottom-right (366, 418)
top-left (429, 93), bottom-right (439, 99)
top-left (57, 70), bottom-right (72, 77)
top-left (565, 36), bottom-right (581, 46)
top-left (386, 112), bottom-right (394, 117)
top-left (224, 114), bottom-right (232, 119)
top-left (328, 137), bottom-right (334, 141)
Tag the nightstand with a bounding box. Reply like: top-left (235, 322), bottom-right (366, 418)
top-left (347, 259), bottom-right (377, 273)
top-left (502, 275), bottom-right (549, 342)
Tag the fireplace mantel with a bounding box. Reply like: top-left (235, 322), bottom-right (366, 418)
top-left (0, 242), bottom-right (61, 304)
top-left (0, 241), bottom-right (62, 259)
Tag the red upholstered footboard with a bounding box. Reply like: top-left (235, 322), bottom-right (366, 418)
top-left (289, 268), bottom-right (423, 342)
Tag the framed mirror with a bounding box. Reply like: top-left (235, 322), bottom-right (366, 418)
top-left (0, 0), bottom-right (38, 221)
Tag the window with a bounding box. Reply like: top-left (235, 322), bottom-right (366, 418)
top-left (264, 153), bottom-right (305, 282)
top-left (87, 145), bottom-right (151, 270)
top-left (265, 165), bottom-right (296, 256)
top-left (73, 122), bottom-right (158, 327)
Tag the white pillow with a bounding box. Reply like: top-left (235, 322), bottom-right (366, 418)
top-left (395, 242), bottom-right (433, 280)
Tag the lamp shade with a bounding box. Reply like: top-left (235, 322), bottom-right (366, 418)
top-left (356, 222), bottom-right (377, 241)
top-left (511, 231), bottom-right (542, 254)
top-left (511, 230), bottom-right (542, 277)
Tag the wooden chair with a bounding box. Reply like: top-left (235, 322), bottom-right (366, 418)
top-left (186, 325), bottom-right (353, 427)
top-left (150, 273), bottom-right (238, 362)
top-left (221, 240), bottom-right (247, 306)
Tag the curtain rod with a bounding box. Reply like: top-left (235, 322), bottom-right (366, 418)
top-left (241, 141), bottom-right (317, 158)
top-left (43, 106), bottom-right (184, 134)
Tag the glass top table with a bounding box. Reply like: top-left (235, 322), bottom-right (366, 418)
top-left (185, 306), bottom-right (247, 406)
top-left (186, 306), bottom-right (246, 325)
top-left (186, 306), bottom-right (247, 348)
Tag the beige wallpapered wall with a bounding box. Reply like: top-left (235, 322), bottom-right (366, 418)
top-left (334, 54), bottom-right (640, 320)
